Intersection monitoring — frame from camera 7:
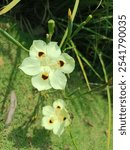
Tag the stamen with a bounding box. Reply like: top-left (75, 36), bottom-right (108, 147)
top-left (38, 52), bottom-right (45, 57)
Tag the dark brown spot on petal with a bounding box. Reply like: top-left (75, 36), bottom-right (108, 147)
top-left (57, 106), bottom-right (61, 109)
top-left (42, 74), bottom-right (48, 80)
top-left (49, 120), bottom-right (53, 123)
top-left (63, 117), bottom-right (67, 121)
top-left (59, 60), bottom-right (64, 67)
top-left (38, 52), bottom-right (45, 57)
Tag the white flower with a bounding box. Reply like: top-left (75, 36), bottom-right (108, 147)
top-left (19, 40), bottom-right (75, 91)
top-left (42, 99), bottom-right (71, 136)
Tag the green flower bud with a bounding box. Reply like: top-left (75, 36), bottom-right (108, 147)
top-left (48, 19), bottom-right (55, 36)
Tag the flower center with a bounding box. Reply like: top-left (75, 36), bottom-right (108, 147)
top-left (38, 51), bottom-right (45, 57)
top-left (41, 73), bottom-right (49, 80)
top-left (58, 60), bottom-right (64, 67)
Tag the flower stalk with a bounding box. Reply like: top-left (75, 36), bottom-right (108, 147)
top-left (69, 127), bottom-right (78, 150)
top-left (70, 40), bottom-right (91, 91)
top-left (0, 28), bottom-right (29, 52)
top-left (60, 0), bottom-right (80, 48)
top-left (98, 53), bottom-right (111, 150)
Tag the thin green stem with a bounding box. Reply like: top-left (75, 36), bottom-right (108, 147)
top-left (71, 0), bottom-right (80, 22)
top-left (63, 46), bottom-right (75, 52)
top-left (70, 40), bottom-right (91, 91)
top-left (0, 28), bottom-right (29, 52)
top-left (56, 18), bottom-right (112, 41)
top-left (67, 87), bottom-right (80, 97)
top-left (71, 14), bottom-right (92, 38)
top-left (69, 128), bottom-right (78, 150)
top-left (75, 48), bottom-right (103, 81)
top-left (59, 0), bottom-right (80, 48)
top-left (99, 53), bottom-right (111, 150)
top-left (91, 0), bottom-right (103, 14)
